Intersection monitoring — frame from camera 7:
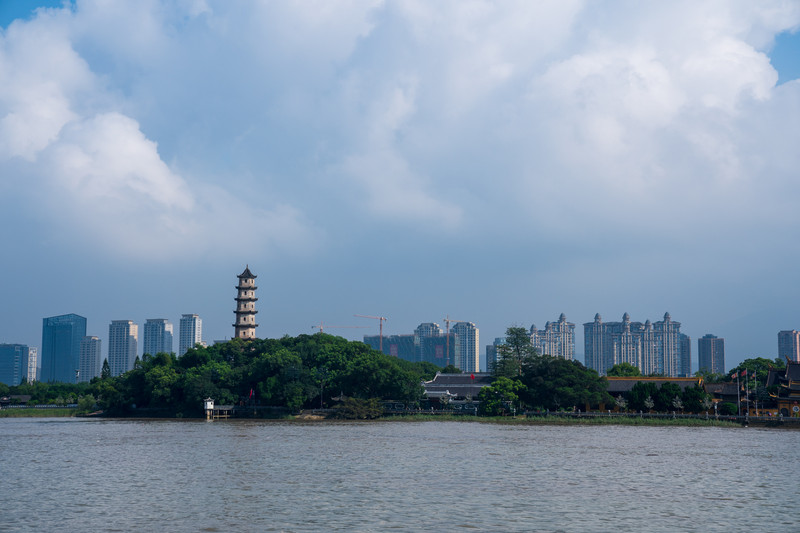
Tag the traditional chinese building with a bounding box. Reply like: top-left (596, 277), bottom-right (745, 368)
top-left (767, 359), bottom-right (800, 417)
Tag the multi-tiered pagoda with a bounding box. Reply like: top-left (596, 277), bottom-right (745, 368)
top-left (233, 266), bottom-right (258, 339)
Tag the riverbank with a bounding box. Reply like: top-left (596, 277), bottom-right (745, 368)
top-left (4, 408), bottom-right (796, 429)
top-left (0, 408), bottom-right (79, 418)
top-left (384, 414), bottom-right (743, 427)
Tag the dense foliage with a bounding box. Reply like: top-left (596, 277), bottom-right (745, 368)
top-left (4, 334), bottom-right (439, 417)
top-left (490, 327), bottom-right (613, 411)
top-left (627, 382), bottom-right (712, 413)
top-left (0, 380), bottom-right (93, 407)
top-left (607, 363), bottom-right (641, 377)
top-left (520, 355), bottom-right (612, 410)
top-left (477, 376), bottom-right (525, 416)
top-left (493, 326), bottom-right (537, 377)
top-left (727, 357), bottom-right (785, 384)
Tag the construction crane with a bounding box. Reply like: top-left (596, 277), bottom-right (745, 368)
top-left (354, 314), bottom-right (388, 352)
top-left (443, 315), bottom-right (467, 368)
top-left (311, 322), bottom-right (369, 334)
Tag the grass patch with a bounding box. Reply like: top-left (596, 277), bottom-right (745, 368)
top-left (0, 408), bottom-right (79, 418)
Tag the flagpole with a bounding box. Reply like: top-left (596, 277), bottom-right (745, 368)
top-left (753, 374), bottom-right (757, 416)
top-left (745, 370), bottom-right (750, 417)
top-left (736, 372), bottom-right (741, 416)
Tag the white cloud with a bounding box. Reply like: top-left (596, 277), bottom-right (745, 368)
top-left (0, 0), bottom-right (798, 265)
top-left (0, 12), bottom-right (90, 160)
top-left (0, 3), bottom-right (318, 261)
top-left (48, 113), bottom-right (193, 211)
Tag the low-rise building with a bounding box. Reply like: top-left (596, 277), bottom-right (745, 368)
top-left (422, 372), bottom-right (493, 401)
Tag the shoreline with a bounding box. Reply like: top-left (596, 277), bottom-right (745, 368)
top-left (4, 408), bottom-right (796, 428)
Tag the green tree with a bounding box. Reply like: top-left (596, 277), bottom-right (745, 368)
top-left (100, 359), bottom-right (111, 379)
top-left (495, 327), bottom-right (536, 378)
top-left (477, 377), bottom-right (526, 416)
top-left (76, 333), bottom-right (432, 417)
top-left (628, 381), bottom-right (659, 412)
top-left (718, 402), bottom-right (737, 416)
top-left (654, 382), bottom-right (682, 412)
top-left (519, 355), bottom-right (611, 411)
top-left (694, 369), bottom-right (726, 383)
top-left (681, 385), bottom-right (709, 413)
top-left (728, 357), bottom-right (783, 384)
top-left (440, 364), bottom-right (462, 374)
top-left (607, 363), bottom-right (641, 377)
top-left (77, 394), bottom-right (96, 413)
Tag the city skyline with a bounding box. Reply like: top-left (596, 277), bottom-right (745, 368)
top-left (3, 292), bottom-right (798, 377)
top-left (0, 303), bottom-right (796, 383)
top-left (1, 2), bottom-right (799, 372)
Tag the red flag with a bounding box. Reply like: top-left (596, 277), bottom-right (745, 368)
top-left (470, 373), bottom-right (475, 380)
top-left (740, 370), bottom-right (747, 377)
top-left (249, 388), bottom-right (254, 399)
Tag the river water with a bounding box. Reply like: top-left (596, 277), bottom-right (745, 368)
top-left (1, 418), bottom-right (797, 532)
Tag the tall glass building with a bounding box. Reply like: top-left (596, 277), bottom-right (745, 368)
top-left (143, 319), bottom-right (174, 356)
top-left (41, 314), bottom-right (87, 383)
top-left (0, 344), bottom-right (31, 386)
top-left (698, 334), bottom-right (725, 375)
top-left (778, 330), bottom-right (800, 363)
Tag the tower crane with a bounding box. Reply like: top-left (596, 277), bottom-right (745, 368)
top-left (311, 322), bottom-right (369, 334)
top-left (443, 315), bottom-right (466, 368)
top-left (354, 314), bottom-right (388, 352)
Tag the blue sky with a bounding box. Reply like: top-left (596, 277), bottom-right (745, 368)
top-left (1, 1), bottom-right (799, 372)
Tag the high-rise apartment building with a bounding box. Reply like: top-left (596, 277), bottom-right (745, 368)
top-left (27, 347), bottom-right (38, 383)
top-left (179, 314), bottom-right (203, 356)
top-left (108, 320), bottom-right (138, 377)
top-left (452, 322), bottom-right (479, 373)
top-left (0, 344), bottom-right (31, 386)
top-left (41, 314), bottom-right (87, 383)
top-left (78, 336), bottom-right (102, 383)
top-left (777, 330), bottom-right (800, 363)
top-left (698, 334), bottom-right (725, 375)
top-left (680, 333), bottom-right (692, 377)
top-left (583, 312), bottom-right (690, 377)
top-left (143, 319), bottom-right (173, 356)
top-left (530, 313), bottom-right (575, 360)
top-left (234, 266), bottom-right (258, 340)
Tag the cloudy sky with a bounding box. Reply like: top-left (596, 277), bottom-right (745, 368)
top-left (1, 0), bottom-right (798, 371)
